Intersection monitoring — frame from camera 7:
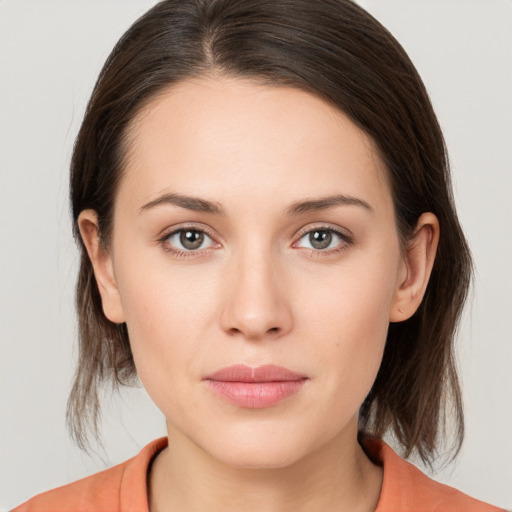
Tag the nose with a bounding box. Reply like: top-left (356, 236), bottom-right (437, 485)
top-left (219, 245), bottom-right (293, 341)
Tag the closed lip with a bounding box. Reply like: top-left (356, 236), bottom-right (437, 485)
top-left (204, 364), bottom-right (308, 408)
top-left (204, 364), bottom-right (307, 383)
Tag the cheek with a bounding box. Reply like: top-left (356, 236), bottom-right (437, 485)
top-left (113, 252), bottom-right (218, 399)
top-left (298, 255), bottom-right (397, 408)
top-left (300, 250), bottom-right (396, 341)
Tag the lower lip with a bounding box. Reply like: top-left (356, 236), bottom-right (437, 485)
top-left (206, 380), bottom-right (307, 408)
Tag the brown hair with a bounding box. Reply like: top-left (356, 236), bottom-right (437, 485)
top-left (67, 0), bottom-right (471, 465)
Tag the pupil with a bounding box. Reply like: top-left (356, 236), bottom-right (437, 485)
top-left (180, 230), bottom-right (204, 250)
top-left (310, 230), bottom-right (332, 250)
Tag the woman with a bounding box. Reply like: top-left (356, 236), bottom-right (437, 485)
top-left (12, 0), bottom-right (506, 510)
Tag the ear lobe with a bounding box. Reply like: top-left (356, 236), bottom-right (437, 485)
top-left (389, 212), bottom-right (439, 323)
top-left (77, 210), bottom-right (126, 324)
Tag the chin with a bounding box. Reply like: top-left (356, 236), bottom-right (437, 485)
top-left (212, 440), bottom-right (306, 470)
top-left (197, 419), bottom-right (327, 470)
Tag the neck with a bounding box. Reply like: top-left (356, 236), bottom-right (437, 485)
top-left (148, 422), bottom-right (383, 512)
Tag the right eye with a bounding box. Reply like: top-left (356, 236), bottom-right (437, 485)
top-left (162, 228), bottom-right (216, 253)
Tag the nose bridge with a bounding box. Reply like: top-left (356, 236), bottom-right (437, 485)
top-left (219, 238), bottom-right (292, 340)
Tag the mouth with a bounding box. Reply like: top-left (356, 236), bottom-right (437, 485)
top-left (204, 364), bottom-right (308, 409)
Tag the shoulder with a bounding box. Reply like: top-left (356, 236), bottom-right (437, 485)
top-left (12, 437), bottom-right (168, 512)
top-left (364, 438), bottom-right (505, 512)
top-left (12, 462), bottom-right (127, 512)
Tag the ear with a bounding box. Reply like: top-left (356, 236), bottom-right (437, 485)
top-left (389, 212), bottom-right (439, 322)
top-left (78, 210), bottom-right (126, 324)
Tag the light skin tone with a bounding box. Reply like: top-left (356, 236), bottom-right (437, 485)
top-left (79, 75), bottom-right (439, 512)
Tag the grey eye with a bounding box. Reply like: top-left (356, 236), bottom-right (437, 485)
top-left (296, 228), bottom-right (348, 251)
top-left (180, 230), bottom-right (204, 250)
top-left (166, 229), bottom-right (213, 251)
top-left (308, 230), bottom-right (332, 250)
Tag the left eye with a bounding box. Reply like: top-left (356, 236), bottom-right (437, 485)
top-left (295, 228), bottom-right (347, 250)
top-left (165, 229), bottom-right (215, 251)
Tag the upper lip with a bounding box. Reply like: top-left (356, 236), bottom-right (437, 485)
top-left (205, 364), bottom-right (306, 382)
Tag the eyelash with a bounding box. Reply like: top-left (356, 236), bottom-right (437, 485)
top-left (158, 224), bottom-right (353, 259)
top-left (158, 224), bottom-right (219, 258)
top-left (292, 225), bottom-right (353, 256)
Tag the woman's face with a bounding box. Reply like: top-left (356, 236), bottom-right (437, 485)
top-left (94, 76), bottom-right (410, 468)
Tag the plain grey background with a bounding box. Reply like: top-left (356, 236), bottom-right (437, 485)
top-left (1, 1), bottom-right (511, 510)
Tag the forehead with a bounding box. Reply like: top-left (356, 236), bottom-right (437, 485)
top-left (119, 75), bottom-right (391, 213)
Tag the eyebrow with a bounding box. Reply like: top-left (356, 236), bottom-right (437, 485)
top-left (140, 193), bottom-right (225, 215)
top-left (285, 194), bottom-right (373, 215)
top-left (139, 192), bottom-right (373, 216)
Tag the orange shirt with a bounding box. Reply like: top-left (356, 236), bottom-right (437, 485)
top-left (13, 437), bottom-right (504, 512)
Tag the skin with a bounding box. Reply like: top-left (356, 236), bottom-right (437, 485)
top-left (79, 75), bottom-right (439, 512)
